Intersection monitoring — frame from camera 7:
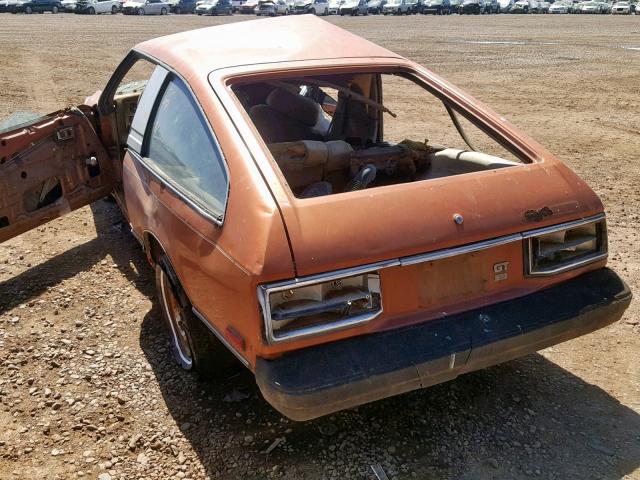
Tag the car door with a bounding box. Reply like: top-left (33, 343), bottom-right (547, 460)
top-left (0, 106), bottom-right (117, 244)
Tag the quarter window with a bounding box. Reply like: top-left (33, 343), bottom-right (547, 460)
top-left (144, 77), bottom-right (228, 220)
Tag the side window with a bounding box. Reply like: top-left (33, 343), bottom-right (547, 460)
top-left (144, 77), bottom-right (228, 220)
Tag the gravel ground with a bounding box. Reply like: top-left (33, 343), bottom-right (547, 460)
top-left (0, 12), bottom-right (639, 480)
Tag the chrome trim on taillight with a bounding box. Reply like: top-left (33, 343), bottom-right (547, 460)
top-left (523, 213), bottom-right (607, 277)
top-left (258, 213), bottom-right (608, 344)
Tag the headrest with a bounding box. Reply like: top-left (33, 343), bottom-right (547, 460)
top-left (266, 88), bottom-right (320, 127)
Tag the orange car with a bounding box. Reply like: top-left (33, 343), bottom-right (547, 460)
top-left (0, 16), bottom-right (631, 420)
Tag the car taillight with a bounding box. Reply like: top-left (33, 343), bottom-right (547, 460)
top-left (524, 218), bottom-right (607, 275)
top-left (259, 270), bottom-right (382, 343)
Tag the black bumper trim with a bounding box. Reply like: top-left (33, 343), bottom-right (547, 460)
top-left (255, 268), bottom-right (631, 421)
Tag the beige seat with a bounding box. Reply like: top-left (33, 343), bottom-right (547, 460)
top-left (249, 88), bottom-right (324, 144)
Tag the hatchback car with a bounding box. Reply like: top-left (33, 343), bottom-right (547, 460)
top-left (0, 17), bottom-right (630, 421)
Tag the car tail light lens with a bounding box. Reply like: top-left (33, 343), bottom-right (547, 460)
top-left (525, 218), bottom-right (607, 275)
top-left (259, 271), bottom-right (382, 343)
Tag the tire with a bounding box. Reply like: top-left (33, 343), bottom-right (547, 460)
top-left (111, 4), bottom-right (117, 12)
top-left (25, 5), bottom-right (32, 12)
top-left (137, 7), bottom-right (144, 13)
top-left (161, 6), bottom-right (166, 13)
top-left (155, 255), bottom-right (241, 378)
top-left (88, 5), bottom-right (95, 13)
top-left (174, 5), bottom-right (180, 12)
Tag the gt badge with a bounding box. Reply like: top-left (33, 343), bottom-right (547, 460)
top-left (493, 261), bottom-right (509, 282)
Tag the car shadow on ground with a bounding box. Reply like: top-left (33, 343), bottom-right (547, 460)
top-left (0, 200), bottom-right (151, 315)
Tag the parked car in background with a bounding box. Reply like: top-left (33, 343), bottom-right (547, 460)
top-left (122, 0), bottom-right (170, 14)
top-left (598, 1), bottom-right (611, 12)
top-left (510, 0), bottom-right (529, 11)
top-left (171, 0), bottom-right (197, 12)
top-left (498, 0), bottom-right (513, 11)
top-left (12, 0), bottom-right (62, 12)
top-left (1, 0), bottom-right (25, 10)
top-left (239, 0), bottom-right (258, 11)
top-left (195, 0), bottom-right (231, 12)
top-left (485, 0), bottom-right (498, 12)
top-left (328, 0), bottom-right (343, 11)
top-left (293, 0), bottom-right (328, 12)
top-left (460, 0), bottom-right (484, 13)
top-left (339, 0), bottom-right (367, 13)
top-left (539, 0), bottom-right (549, 11)
top-left (449, 0), bottom-right (460, 11)
top-left (422, 0), bottom-right (451, 13)
top-left (75, 0), bottom-right (120, 13)
top-left (255, 0), bottom-right (288, 13)
top-left (231, 0), bottom-right (245, 9)
top-left (611, 1), bottom-right (632, 12)
top-left (568, 0), bottom-right (582, 11)
top-left (60, 0), bottom-right (77, 9)
top-left (404, 0), bottom-right (420, 11)
top-left (382, 0), bottom-right (409, 12)
top-left (366, 0), bottom-right (385, 12)
top-left (549, 1), bottom-right (569, 12)
top-left (580, 1), bottom-right (602, 12)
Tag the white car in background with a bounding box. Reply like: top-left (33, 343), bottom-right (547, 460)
top-left (255, 0), bottom-right (288, 14)
top-left (611, 1), bottom-right (631, 12)
top-left (328, 0), bottom-right (343, 11)
top-left (75, 0), bottom-right (120, 13)
top-left (549, 1), bottom-right (569, 12)
top-left (498, 0), bottom-right (513, 11)
top-left (60, 0), bottom-right (77, 9)
top-left (579, 1), bottom-right (601, 12)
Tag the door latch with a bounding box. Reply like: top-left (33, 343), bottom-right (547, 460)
top-left (55, 127), bottom-right (74, 142)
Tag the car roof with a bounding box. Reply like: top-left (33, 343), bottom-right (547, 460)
top-left (134, 16), bottom-right (403, 80)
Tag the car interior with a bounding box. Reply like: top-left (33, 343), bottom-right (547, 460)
top-left (232, 72), bottom-right (523, 198)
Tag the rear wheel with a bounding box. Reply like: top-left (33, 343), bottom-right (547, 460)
top-left (137, 7), bottom-right (144, 13)
top-left (155, 255), bottom-right (241, 378)
top-left (25, 5), bottom-right (32, 12)
top-left (161, 6), bottom-right (167, 13)
top-left (111, 4), bottom-right (117, 12)
top-left (52, 5), bottom-right (58, 12)
top-left (87, 5), bottom-right (95, 12)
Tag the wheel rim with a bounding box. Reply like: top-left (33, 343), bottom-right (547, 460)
top-left (160, 270), bottom-right (194, 368)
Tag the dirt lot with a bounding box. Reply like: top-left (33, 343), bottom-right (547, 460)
top-left (0, 12), bottom-right (639, 480)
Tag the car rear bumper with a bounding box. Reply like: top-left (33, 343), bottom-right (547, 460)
top-left (256, 268), bottom-right (631, 421)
